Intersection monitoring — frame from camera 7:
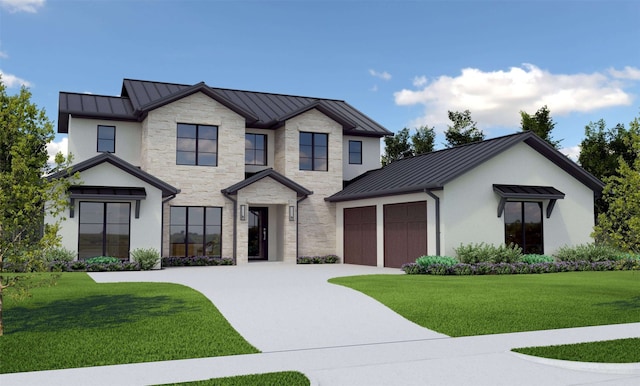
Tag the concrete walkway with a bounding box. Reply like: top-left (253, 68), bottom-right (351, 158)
top-left (2, 263), bottom-right (639, 385)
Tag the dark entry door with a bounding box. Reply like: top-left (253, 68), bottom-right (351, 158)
top-left (248, 207), bottom-right (268, 260)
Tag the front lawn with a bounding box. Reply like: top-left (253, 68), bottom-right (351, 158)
top-left (158, 371), bottom-right (310, 386)
top-left (0, 273), bottom-right (259, 374)
top-left (513, 338), bottom-right (640, 363)
top-left (329, 271), bottom-right (640, 337)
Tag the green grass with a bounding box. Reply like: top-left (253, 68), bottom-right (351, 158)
top-left (329, 271), bottom-right (640, 337)
top-left (158, 371), bottom-right (310, 386)
top-left (513, 338), bottom-right (640, 363)
top-left (0, 273), bottom-right (259, 374)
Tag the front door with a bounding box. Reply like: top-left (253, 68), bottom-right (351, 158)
top-left (248, 207), bottom-right (268, 260)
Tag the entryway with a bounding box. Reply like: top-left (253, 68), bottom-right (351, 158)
top-left (248, 207), bottom-right (268, 261)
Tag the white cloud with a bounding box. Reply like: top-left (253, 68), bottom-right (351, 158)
top-left (394, 63), bottom-right (636, 130)
top-left (609, 66), bottom-right (640, 80)
top-left (413, 75), bottom-right (427, 87)
top-left (0, 0), bottom-right (45, 13)
top-left (0, 51), bottom-right (7, 59)
top-left (369, 69), bottom-right (392, 81)
top-left (0, 69), bottom-right (32, 87)
top-left (46, 137), bottom-right (68, 164)
top-left (560, 145), bottom-right (581, 162)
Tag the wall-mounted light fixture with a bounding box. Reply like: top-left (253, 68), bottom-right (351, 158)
top-left (240, 204), bottom-right (246, 221)
top-left (289, 205), bottom-right (295, 221)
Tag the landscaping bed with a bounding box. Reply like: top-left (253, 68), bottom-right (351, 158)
top-left (513, 338), bottom-right (640, 363)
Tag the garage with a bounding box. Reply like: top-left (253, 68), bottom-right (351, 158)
top-left (343, 206), bottom-right (377, 266)
top-left (384, 201), bottom-right (427, 268)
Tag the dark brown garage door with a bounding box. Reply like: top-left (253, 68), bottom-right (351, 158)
top-left (384, 201), bottom-right (427, 268)
top-left (344, 206), bottom-right (377, 266)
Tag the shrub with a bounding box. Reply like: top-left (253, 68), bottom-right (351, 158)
top-left (416, 255), bottom-right (458, 268)
top-left (401, 262), bottom-right (425, 274)
top-left (161, 256), bottom-right (235, 267)
top-left (131, 248), bottom-right (160, 270)
top-left (455, 243), bottom-right (522, 264)
top-left (521, 254), bottom-right (554, 264)
top-left (70, 261), bottom-right (87, 271)
top-left (42, 247), bottom-right (76, 263)
top-left (297, 255), bottom-right (341, 264)
top-left (85, 256), bottom-right (120, 265)
top-left (554, 243), bottom-right (625, 262)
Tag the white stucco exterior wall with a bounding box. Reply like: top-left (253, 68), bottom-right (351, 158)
top-left (441, 142), bottom-right (596, 256)
top-left (52, 162), bottom-right (164, 259)
top-left (67, 117), bottom-right (142, 165)
top-left (342, 135), bottom-right (382, 181)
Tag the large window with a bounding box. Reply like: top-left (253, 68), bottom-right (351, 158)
top-left (504, 201), bottom-right (543, 254)
top-left (176, 123), bottom-right (218, 166)
top-left (349, 140), bottom-right (362, 164)
top-left (97, 125), bottom-right (115, 153)
top-left (245, 133), bottom-right (267, 165)
top-left (78, 202), bottom-right (130, 259)
top-left (170, 206), bottom-right (222, 257)
top-left (299, 132), bottom-right (328, 171)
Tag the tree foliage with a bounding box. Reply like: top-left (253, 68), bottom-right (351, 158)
top-left (0, 78), bottom-right (74, 335)
top-left (520, 105), bottom-right (560, 148)
top-left (444, 110), bottom-right (485, 148)
top-left (382, 126), bottom-right (435, 166)
top-left (593, 115), bottom-right (640, 253)
top-left (578, 119), bottom-right (638, 181)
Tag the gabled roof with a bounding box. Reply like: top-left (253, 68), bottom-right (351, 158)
top-left (326, 131), bottom-right (604, 202)
top-left (221, 168), bottom-right (313, 198)
top-left (58, 79), bottom-right (392, 137)
top-left (48, 153), bottom-right (180, 198)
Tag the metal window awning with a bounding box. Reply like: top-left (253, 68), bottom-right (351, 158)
top-left (493, 184), bottom-right (565, 218)
top-left (68, 186), bottom-right (146, 218)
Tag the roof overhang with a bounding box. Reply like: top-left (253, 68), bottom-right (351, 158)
top-left (493, 184), bottom-right (565, 218)
top-left (68, 186), bottom-right (147, 219)
top-left (222, 168), bottom-right (312, 198)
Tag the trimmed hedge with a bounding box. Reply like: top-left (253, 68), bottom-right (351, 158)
top-left (297, 255), bottom-right (340, 264)
top-left (161, 256), bottom-right (235, 267)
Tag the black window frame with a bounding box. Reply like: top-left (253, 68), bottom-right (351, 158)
top-left (169, 206), bottom-right (223, 257)
top-left (299, 132), bottom-right (328, 171)
top-left (176, 123), bottom-right (218, 166)
top-left (504, 201), bottom-right (544, 254)
top-left (78, 201), bottom-right (131, 259)
top-left (348, 140), bottom-right (362, 165)
top-left (97, 125), bottom-right (116, 153)
top-left (245, 133), bottom-right (267, 166)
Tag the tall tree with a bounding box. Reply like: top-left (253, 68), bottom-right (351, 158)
top-left (0, 79), bottom-right (73, 335)
top-left (578, 119), bottom-right (638, 181)
top-left (381, 127), bottom-right (412, 166)
top-left (520, 105), bottom-right (560, 148)
top-left (593, 115), bottom-right (640, 252)
top-left (411, 125), bottom-right (436, 155)
top-left (444, 110), bottom-right (485, 148)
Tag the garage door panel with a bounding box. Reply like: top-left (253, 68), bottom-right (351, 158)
top-left (344, 206), bottom-right (377, 266)
top-left (384, 202), bottom-right (427, 268)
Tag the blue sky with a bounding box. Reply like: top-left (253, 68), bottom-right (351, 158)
top-left (1, 0), bottom-right (639, 162)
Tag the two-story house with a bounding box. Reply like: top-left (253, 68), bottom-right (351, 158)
top-left (50, 79), bottom-right (391, 264)
top-left (50, 78), bottom-right (604, 268)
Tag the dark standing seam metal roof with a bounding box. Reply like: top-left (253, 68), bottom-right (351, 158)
top-left (221, 168), bottom-right (313, 198)
top-left (47, 153), bottom-right (180, 198)
top-left (326, 131), bottom-right (605, 202)
top-left (492, 184), bottom-right (565, 200)
top-left (58, 78), bottom-right (392, 137)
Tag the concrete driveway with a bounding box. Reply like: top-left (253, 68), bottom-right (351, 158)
top-left (3, 263), bottom-right (639, 386)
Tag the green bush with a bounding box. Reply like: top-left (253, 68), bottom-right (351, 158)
top-left (455, 243), bottom-right (522, 264)
top-left (42, 247), bottom-right (76, 262)
top-left (131, 248), bottom-right (160, 270)
top-left (85, 256), bottom-right (120, 265)
top-left (416, 255), bottom-right (458, 268)
top-left (554, 243), bottom-right (625, 262)
top-left (521, 254), bottom-right (554, 264)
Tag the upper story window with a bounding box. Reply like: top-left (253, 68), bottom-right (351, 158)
top-left (504, 201), bottom-right (543, 254)
top-left (176, 123), bottom-right (218, 166)
top-left (299, 132), bottom-right (328, 171)
top-left (348, 140), bottom-right (362, 164)
top-left (245, 133), bottom-right (267, 165)
top-left (97, 125), bottom-right (115, 153)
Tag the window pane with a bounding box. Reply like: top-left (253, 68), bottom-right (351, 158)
top-left (254, 134), bottom-right (265, 149)
top-left (199, 125), bottom-right (217, 140)
top-left (205, 226), bottom-right (221, 256)
top-left (314, 157), bottom-right (328, 171)
top-left (314, 144), bottom-right (328, 160)
top-left (349, 152), bottom-right (361, 164)
top-left (254, 150), bottom-right (265, 165)
top-left (314, 133), bottom-right (328, 146)
top-left (349, 140), bottom-right (361, 153)
top-left (106, 203), bottom-right (130, 223)
top-left (97, 125), bottom-right (115, 139)
top-left (206, 207), bottom-right (222, 226)
top-left (188, 224), bottom-right (204, 244)
top-left (198, 152), bottom-right (217, 166)
top-left (177, 124), bottom-right (197, 138)
top-left (97, 139), bottom-right (114, 153)
top-left (177, 138), bottom-right (196, 152)
top-left (188, 207), bottom-right (204, 225)
top-left (299, 145), bottom-right (312, 159)
top-left (245, 134), bottom-right (256, 149)
top-left (177, 151), bottom-right (196, 165)
top-left (198, 138), bottom-right (217, 153)
top-left (170, 207), bottom-right (187, 226)
top-left (300, 157), bottom-right (312, 170)
top-left (245, 151), bottom-right (256, 165)
top-left (80, 202), bottom-right (103, 224)
top-left (170, 225), bottom-right (186, 244)
top-left (300, 132), bottom-right (313, 146)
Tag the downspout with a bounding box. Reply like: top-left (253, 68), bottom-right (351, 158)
top-left (222, 192), bottom-right (238, 261)
top-left (424, 189), bottom-right (441, 256)
top-left (296, 195), bottom-right (310, 260)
